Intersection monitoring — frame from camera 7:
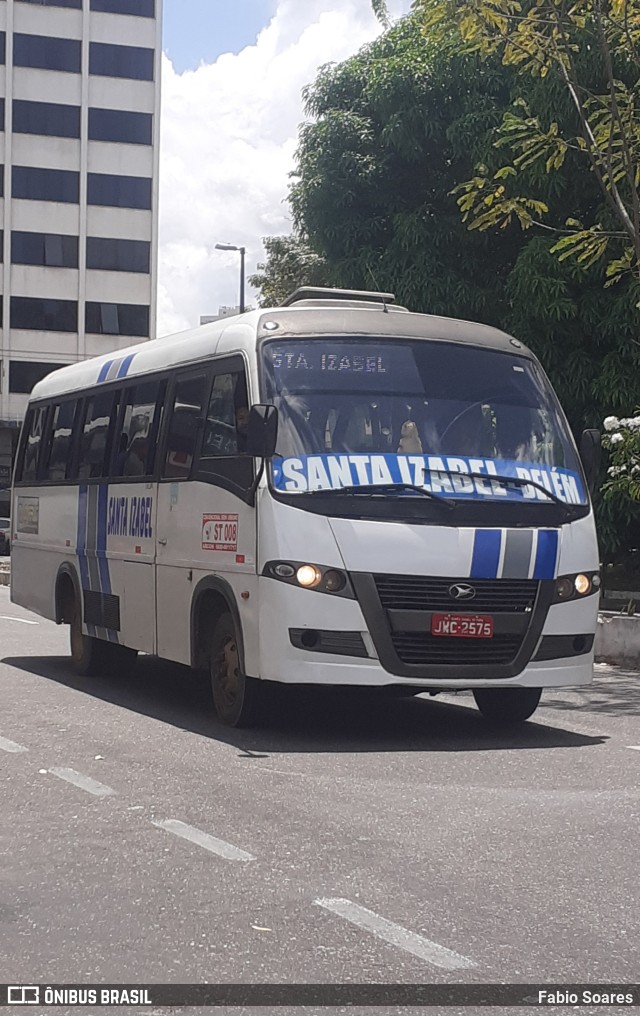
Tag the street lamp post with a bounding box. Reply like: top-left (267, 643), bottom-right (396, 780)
top-left (215, 242), bottom-right (246, 314)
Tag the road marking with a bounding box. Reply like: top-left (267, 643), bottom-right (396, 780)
top-left (0, 615), bottom-right (38, 624)
top-left (314, 898), bottom-right (476, 971)
top-left (0, 736), bottom-right (28, 753)
top-left (628, 746), bottom-right (640, 752)
top-left (48, 767), bottom-right (116, 798)
top-left (151, 819), bottom-right (255, 862)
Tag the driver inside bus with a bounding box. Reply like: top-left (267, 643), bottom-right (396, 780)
top-left (235, 405), bottom-right (250, 452)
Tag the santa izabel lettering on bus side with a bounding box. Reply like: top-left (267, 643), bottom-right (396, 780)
top-left (107, 495), bottom-right (154, 539)
top-left (272, 453), bottom-right (585, 504)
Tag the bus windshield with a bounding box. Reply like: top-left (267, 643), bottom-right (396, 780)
top-left (262, 338), bottom-right (587, 506)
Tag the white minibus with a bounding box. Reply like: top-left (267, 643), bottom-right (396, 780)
top-left (11, 288), bottom-right (601, 727)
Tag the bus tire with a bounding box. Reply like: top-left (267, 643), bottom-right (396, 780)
top-left (210, 612), bottom-right (258, 727)
top-left (69, 592), bottom-right (109, 677)
top-left (473, 687), bottom-right (542, 726)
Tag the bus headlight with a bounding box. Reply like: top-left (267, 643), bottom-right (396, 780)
top-left (264, 561), bottom-right (354, 598)
top-left (296, 564), bottom-right (322, 588)
top-left (574, 574), bottom-right (591, 596)
top-left (555, 577), bottom-right (574, 600)
top-left (553, 571), bottom-right (600, 603)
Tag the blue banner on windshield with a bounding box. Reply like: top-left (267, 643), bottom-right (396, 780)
top-left (272, 453), bottom-right (586, 504)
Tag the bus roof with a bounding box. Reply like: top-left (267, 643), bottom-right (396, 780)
top-left (29, 299), bottom-right (530, 402)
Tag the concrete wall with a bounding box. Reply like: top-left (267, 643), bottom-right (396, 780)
top-left (595, 612), bottom-right (640, 668)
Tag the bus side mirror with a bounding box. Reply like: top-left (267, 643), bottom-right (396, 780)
top-left (580, 429), bottom-right (601, 493)
top-left (246, 404), bottom-right (278, 459)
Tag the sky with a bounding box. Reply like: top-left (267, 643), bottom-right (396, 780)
top-left (157, 0), bottom-right (413, 336)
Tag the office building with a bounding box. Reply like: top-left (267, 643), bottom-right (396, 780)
top-left (0, 0), bottom-right (163, 511)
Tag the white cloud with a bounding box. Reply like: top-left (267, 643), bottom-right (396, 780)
top-left (157, 0), bottom-right (412, 335)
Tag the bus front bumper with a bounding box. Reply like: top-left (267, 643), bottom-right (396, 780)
top-left (257, 578), bottom-right (597, 689)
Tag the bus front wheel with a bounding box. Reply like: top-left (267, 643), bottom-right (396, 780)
top-left (210, 612), bottom-right (258, 727)
top-left (473, 687), bottom-right (542, 726)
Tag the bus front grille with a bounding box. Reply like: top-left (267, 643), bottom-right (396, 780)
top-left (374, 575), bottom-right (539, 613)
top-left (390, 632), bottom-right (523, 667)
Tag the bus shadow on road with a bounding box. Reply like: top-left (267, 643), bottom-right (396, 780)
top-left (2, 653), bottom-right (608, 754)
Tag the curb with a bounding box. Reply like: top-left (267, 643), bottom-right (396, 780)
top-left (595, 612), bottom-right (640, 668)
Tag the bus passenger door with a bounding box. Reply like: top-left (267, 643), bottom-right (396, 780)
top-left (105, 380), bottom-right (163, 655)
top-left (155, 365), bottom-right (258, 668)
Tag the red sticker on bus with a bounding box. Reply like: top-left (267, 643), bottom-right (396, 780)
top-left (202, 513), bottom-right (238, 552)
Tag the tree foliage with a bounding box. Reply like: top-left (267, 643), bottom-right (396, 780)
top-left (394, 0), bottom-right (640, 289)
top-left (247, 235), bottom-right (330, 308)
top-left (258, 13), bottom-right (640, 561)
top-left (603, 411), bottom-right (640, 500)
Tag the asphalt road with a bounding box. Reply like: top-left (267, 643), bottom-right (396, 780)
top-left (0, 584), bottom-right (639, 1016)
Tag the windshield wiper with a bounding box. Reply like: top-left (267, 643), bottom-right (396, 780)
top-left (304, 483), bottom-right (455, 510)
top-left (456, 471), bottom-right (581, 518)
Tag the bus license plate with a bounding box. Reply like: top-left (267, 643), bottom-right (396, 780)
top-left (431, 614), bottom-right (494, 638)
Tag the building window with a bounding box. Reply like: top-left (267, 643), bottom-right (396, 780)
top-left (17, 0), bottom-right (83, 8)
top-left (13, 165), bottom-right (80, 203)
top-left (85, 302), bottom-right (149, 337)
top-left (90, 0), bottom-right (155, 17)
top-left (86, 237), bottom-right (150, 274)
top-left (114, 380), bottom-right (163, 478)
top-left (0, 98), bottom-right (5, 131)
top-left (12, 231), bottom-right (79, 268)
top-left (44, 400), bottom-right (79, 483)
top-left (89, 108), bottom-right (152, 145)
top-left (0, 33), bottom-right (5, 65)
top-left (14, 33), bottom-right (82, 74)
top-left (90, 42), bottom-right (154, 81)
top-left (11, 296), bottom-right (78, 333)
top-left (77, 392), bottom-right (116, 480)
top-left (13, 99), bottom-right (81, 139)
top-left (9, 360), bottom-right (61, 394)
top-left (87, 172), bottom-right (151, 209)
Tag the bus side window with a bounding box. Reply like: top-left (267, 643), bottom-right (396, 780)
top-left (114, 380), bottom-right (164, 479)
top-left (77, 391), bottom-right (117, 480)
top-left (20, 406), bottom-right (48, 484)
top-left (162, 374), bottom-right (208, 480)
top-left (202, 371), bottom-right (249, 457)
top-left (198, 370), bottom-right (253, 491)
top-left (44, 400), bottom-right (79, 483)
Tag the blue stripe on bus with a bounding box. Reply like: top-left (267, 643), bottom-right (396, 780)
top-left (97, 484), bottom-right (118, 643)
top-left (76, 485), bottom-right (96, 637)
top-left (97, 360), bottom-right (114, 383)
top-left (116, 354), bottom-right (135, 379)
top-left (470, 529), bottom-right (502, 579)
top-left (533, 530), bottom-right (559, 580)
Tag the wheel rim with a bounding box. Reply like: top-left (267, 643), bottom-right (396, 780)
top-left (215, 635), bottom-right (241, 713)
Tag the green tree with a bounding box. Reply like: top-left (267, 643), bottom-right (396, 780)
top-left (289, 13), bottom-right (640, 562)
top-left (248, 235), bottom-right (330, 308)
top-left (375, 0), bottom-right (640, 289)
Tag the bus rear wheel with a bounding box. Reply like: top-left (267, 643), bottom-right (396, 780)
top-left (69, 592), bottom-right (109, 677)
top-left (473, 687), bottom-right (542, 726)
top-left (210, 612), bottom-right (259, 727)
